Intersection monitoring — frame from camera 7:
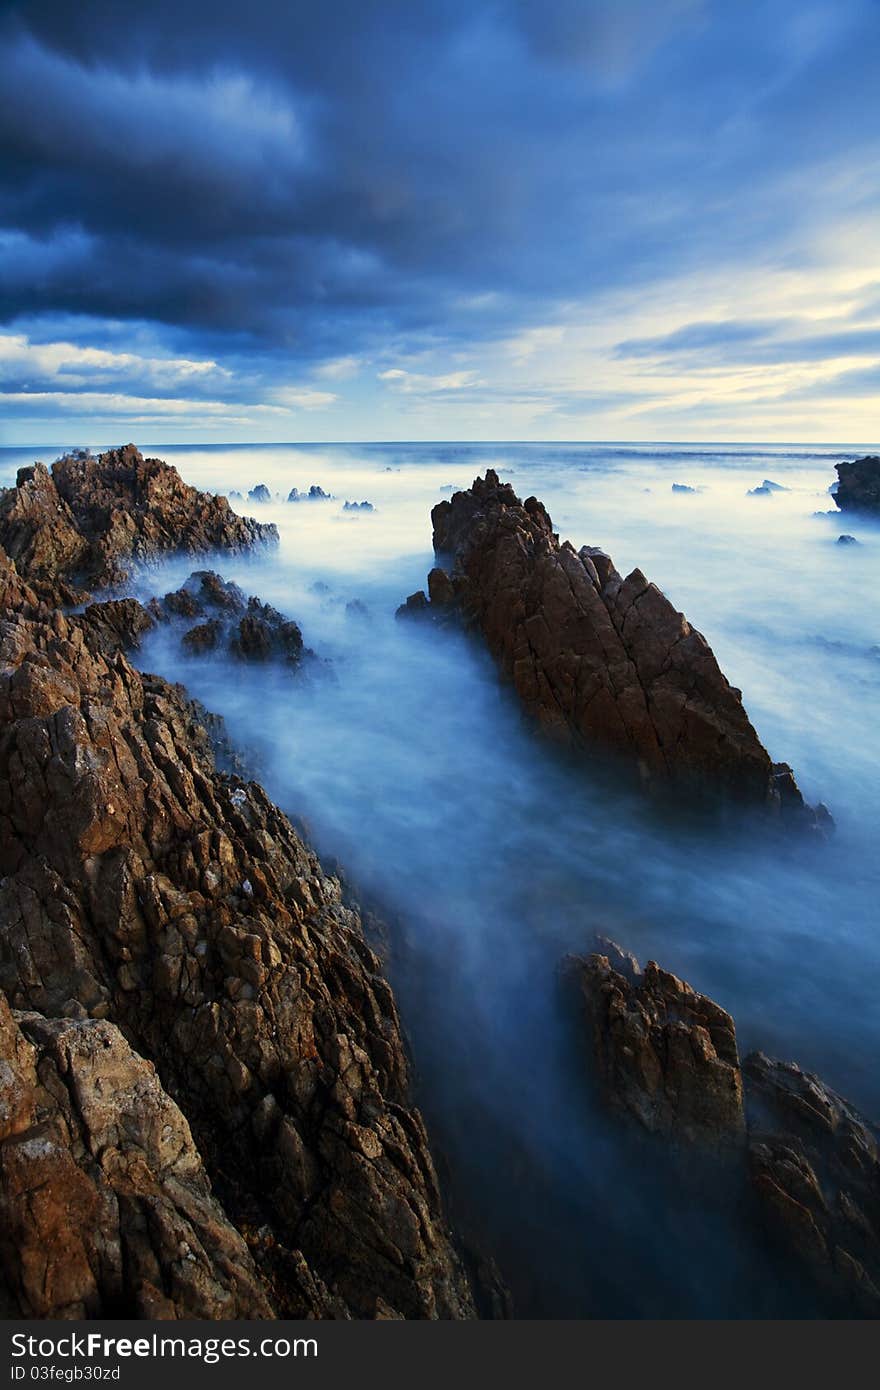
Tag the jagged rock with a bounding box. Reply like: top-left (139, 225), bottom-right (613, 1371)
top-left (419, 471), bottom-right (827, 826)
top-left (572, 940), bottom-right (745, 1150)
top-left (834, 457), bottom-right (880, 514)
top-left (248, 485), bottom-right (272, 504)
top-left (0, 446), bottom-right (276, 603)
top-left (153, 572), bottom-right (309, 667)
top-left (745, 1052), bottom-right (880, 1316)
top-left (343, 501), bottom-right (375, 512)
top-left (0, 996), bottom-right (273, 1319)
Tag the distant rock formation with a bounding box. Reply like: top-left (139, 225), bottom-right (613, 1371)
top-left (288, 485), bottom-right (331, 502)
top-left (343, 500), bottom-right (375, 512)
top-left (837, 534), bottom-right (860, 546)
top-left (403, 471), bottom-right (829, 827)
top-left (0, 445), bottom-right (276, 605)
top-left (569, 940), bottom-right (880, 1316)
top-left (671, 483), bottom-right (697, 493)
top-left (248, 484), bottom-right (272, 503)
top-left (834, 456), bottom-right (880, 514)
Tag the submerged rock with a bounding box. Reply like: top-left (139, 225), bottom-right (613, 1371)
top-left (152, 571), bottom-right (310, 667)
top-left (0, 445), bottom-right (276, 604)
top-left (571, 940), bottom-right (880, 1315)
top-left (415, 470), bottom-right (828, 827)
top-left (833, 456), bottom-right (880, 514)
top-left (572, 940), bottom-right (745, 1150)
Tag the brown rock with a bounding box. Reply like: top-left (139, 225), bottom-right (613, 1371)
top-left (421, 471), bottom-right (828, 827)
top-left (0, 445), bottom-right (277, 602)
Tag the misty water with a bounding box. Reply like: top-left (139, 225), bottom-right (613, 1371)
top-left (4, 440), bottom-right (878, 1316)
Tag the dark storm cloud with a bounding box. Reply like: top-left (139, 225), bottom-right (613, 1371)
top-left (1, 0), bottom-right (879, 432)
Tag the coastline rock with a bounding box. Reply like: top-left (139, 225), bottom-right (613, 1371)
top-left (419, 471), bottom-right (827, 825)
top-left (0, 446), bottom-right (276, 602)
top-left (833, 457), bottom-right (880, 514)
top-left (0, 446), bottom-right (476, 1320)
top-left (0, 605), bottom-right (474, 1318)
top-left (572, 941), bottom-right (745, 1150)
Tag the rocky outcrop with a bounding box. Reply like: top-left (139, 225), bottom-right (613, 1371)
top-left (834, 457), bottom-right (880, 514)
top-left (149, 571), bottom-right (311, 667)
top-left (572, 939), bottom-right (879, 1315)
top-left (408, 471), bottom-right (827, 827)
top-left (0, 445), bottom-right (276, 603)
top-left (0, 447), bottom-right (476, 1320)
top-left (745, 1053), bottom-right (880, 1316)
top-left (573, 941), bottom-right (745, 1150)
top-left (343, 500), bottom-right (374, 512)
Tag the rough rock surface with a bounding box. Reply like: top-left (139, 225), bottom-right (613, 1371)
top-left (745, 1052), bottom-right (880, 1315)
top-left (834, 456), bottom-right (880, 514)
top-left (0, 445), bottom-right (276, 603)
top-left (150, 571), bottom-right (311, 666)
top-left (409, 470), bottom-right (827, 826)
top-left (0, 448), bottom-right (475, 1320)
top-left (573, 940), bottom-right (745, 1149)
top-left (0, 997), bottom-right (272, 1319)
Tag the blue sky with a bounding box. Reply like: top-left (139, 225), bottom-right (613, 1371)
top-left (1, 0), bottom-right (879, 444)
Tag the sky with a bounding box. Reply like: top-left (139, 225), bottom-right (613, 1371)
top-left (1, 0), bottom-right (879, 445)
